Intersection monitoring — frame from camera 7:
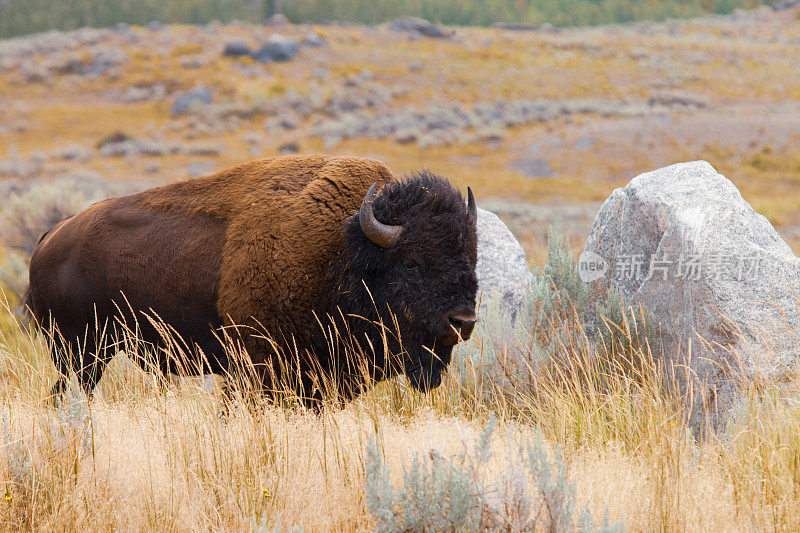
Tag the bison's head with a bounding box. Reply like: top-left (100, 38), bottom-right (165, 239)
top-left (342, 171), bottom-right (478, 392)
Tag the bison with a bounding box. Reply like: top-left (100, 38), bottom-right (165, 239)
top-left (25, 155), bottom-right (478, 404)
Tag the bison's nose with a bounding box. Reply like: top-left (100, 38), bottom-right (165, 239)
top-left (448, 308), bottom-right (477, 340)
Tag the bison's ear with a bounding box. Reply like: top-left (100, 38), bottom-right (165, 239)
top-left (467, 186), bottom-right (477, 225)
top-left (359, 183), bottom-right (403, 248)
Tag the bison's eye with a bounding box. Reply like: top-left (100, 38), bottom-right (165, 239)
top-left (401, 258), bottom-right (420, 272)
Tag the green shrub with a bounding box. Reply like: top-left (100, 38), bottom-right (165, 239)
top-left (453, 227), bottom-right (591, 412)
top-left (0, 178), bottom-right (126, 300)
top-left (0, 251), bottom-right (28, 302)
top-left (0, 178), bottom-right (114, 256)
top-left (364, 418), bottom-right (623, 531)
top-left (594, 289), bottom-right (659, 378)
top-left (530, 227), bottom-right (589, 328)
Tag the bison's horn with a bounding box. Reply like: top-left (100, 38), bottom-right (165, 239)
top-left (467, 186), bottom-right (477, 225)
top-left (359, 183), bottom-right (403, 248)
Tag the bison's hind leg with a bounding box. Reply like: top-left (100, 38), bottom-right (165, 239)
top-left (48, 335), bottom-right (78, 405)
top-left (48, 331), bottom-right (113, 404)
top-left (49, 374), bottom-right (68, 405)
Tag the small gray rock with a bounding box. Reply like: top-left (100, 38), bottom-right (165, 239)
top-left (573, 136), bottom-right (595, 150)
top-left (264, 13), bottom-right (289, 27)
top-left (510, 158), bottom-right (555, 178)
top-left (492, 22), bottom-right (541, 31)
top-left (223, 41), bottom-right (252, 57)
top-left (773, 0), bottom-right (800, 10)
top-left (491, 22), bottom-right (560, 33)
top-left (476, 208), bottom-right (533, 321)
top-left (253, 34), bottom-right (299, 63)
top-left (524, 142), bottom-right (541, 154)
top-left (51, 143), bottom-right (92, 162)
top-left (301, 31), bottom-right (328, 48)
top-left (389, 16), bottom-right (451, 38)
top-left (186, 161), bottom-right (215, 177)
top-left (278, 142), bottom-right (300, 154)
top-left (84, 48), bottom-right (128, 77)
top-left (179, 55), bottom-right (207, 69)
top-left (170, 86), bottom-right (212, 115)
top-left (185, 144), bottom-right (221, 156)
top-left (99, 140), bottom-right (139, 157)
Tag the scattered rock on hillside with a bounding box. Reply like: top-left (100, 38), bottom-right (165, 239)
top-left (186, 161), bottom-right (215, 177)
top-left (185, 144), bottom-right (222, 156)
top-left (19, 62), bottom-right (51, 84)
top-left (96, 131), bottom-right (132, 149)
top-left (51, 143), bottom-right (92, 162)
top-left (772, 0), bottom-right (800, 10)
top-left (115, 83), bottom-right (167, 103)
top-left (510, 158), bottom-right (555, 178)
top-left (648, 92), bottom-right (707, 109)
top-left (264, 13), bottom-right (289, 27)
top-left (301, 31), bottom-right (328, 48)
top-left (574, 136), bottom-right (596, 150)
top-left (278, 142), bottom-right (300, 154)
top-left (223, 41), bottom-right (253, 57)
top-left (252, 35), bottom-right (299, 63)
top-left (492, 22), bottom-right (540, 31)
top-left (170, 86), bottom-right (213, 115)
top-left (492, 22), bottom-right (560, 33)
top-left (83, 48), bottom-right (128, 77)
top-left (309, 97), bottom-right (666, 149)
top-left (179, 55), bottom-right (208, 69)
top-left (476, 208), bottom-right (533, 321)
top-left (389, 17), bottom-right (452, 38)
top-left (582, 160), bottom-right (800, 432)
top-left (96, 135), bottom-right (223, 158)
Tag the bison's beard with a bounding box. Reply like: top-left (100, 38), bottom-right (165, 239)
top-left (403, 340), bottom-right (454, 393)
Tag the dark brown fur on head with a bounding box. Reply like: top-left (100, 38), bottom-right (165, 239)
top-left (337, 170), bottom-right (479, 392)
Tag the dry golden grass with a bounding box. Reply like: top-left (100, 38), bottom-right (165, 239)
top-left (1, 290), bottom-right (800, 531)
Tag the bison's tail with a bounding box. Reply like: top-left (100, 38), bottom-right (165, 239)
top-left (14, 286), bottom-right (33, 325)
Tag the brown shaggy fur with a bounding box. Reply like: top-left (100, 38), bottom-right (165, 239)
top-left (137, 154), bottom-right (392, 356)
top-left (29, 155), bottom-right (392, 394)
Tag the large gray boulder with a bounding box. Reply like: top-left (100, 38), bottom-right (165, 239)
top-left (476, 208), bottom-right (533, 321)
top-left (581, 160), bottom-right (800, 430)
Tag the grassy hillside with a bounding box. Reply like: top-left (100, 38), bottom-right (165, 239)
top-left (2, 5), bottom-right (800, 529)
top-left (2, 7), bottom-right (799, 264)
top-left (0, 0), bottom-right (770, 38)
